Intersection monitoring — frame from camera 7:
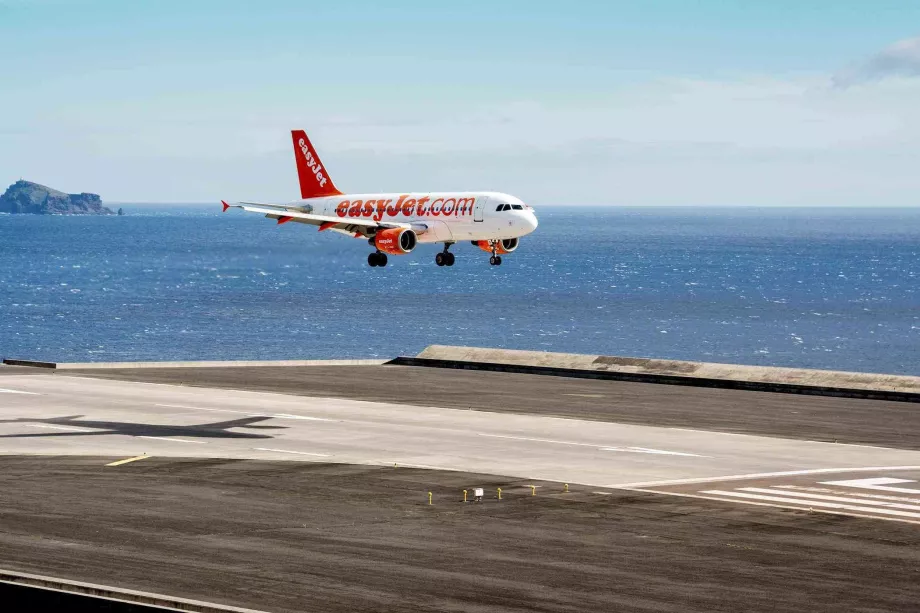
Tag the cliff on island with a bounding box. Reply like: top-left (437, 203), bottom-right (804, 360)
top-left (0, 180), bottom-right (114, 215)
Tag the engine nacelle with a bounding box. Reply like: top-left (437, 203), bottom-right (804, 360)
top-left (375, 228), bottom-right (417, 255)
top-left (476, 238), bottom-right (519, 254)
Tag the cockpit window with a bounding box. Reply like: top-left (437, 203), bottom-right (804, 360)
top-left (495, 205), bottom-right (504, 211)
top-left (511, 204), bottom-right (523, 210)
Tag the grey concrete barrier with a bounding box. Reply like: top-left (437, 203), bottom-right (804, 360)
top-left (2, 359), bottom-right (57, 368)
top-left (0, 568), bottom-right (268, 612)
top-left (392, 346), bottom-right (920, 403)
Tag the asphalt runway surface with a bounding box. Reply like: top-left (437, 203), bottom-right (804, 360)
top-left (63, 364), bottom-right (920, 449)
top-left (2, 371), bottom-right (920, 488)
top-left (2, 364), bottom-right (920, 611)
top-left (1, 456), bottom-right (919, 613)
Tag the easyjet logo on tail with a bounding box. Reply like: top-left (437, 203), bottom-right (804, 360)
top-left (335, 195), bottom-right (477, 221)
top-left (291, 129), bottom-right (341, 199)
top-left (299, 138), bottom-right (327, 188)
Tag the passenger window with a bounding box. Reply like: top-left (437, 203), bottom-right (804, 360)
top-left (511, 204), bottom-right (523, 210)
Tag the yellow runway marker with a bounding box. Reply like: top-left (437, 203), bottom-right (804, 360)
top-left (106, 454), bottom-right (149, 467)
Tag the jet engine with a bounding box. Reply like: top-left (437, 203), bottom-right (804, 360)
top-left (476, 238), bottom-right (519, 254)
top-left (375, 228), bottom-right (417, 255)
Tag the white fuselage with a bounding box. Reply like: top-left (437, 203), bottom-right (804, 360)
top-left (289, 191), bottom-right (537, 243)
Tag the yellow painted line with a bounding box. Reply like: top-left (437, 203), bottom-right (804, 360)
top-left (106, 454), bottom-right (149, 467)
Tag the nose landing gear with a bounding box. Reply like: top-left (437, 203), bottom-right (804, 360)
top-left (368, 251), bottom-right (388, 267)
top-left (489, 255), bottom-right (502, 266)
top-left (435, 243), bottom-right (455, 267)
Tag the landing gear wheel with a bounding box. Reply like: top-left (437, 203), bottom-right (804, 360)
top-left (495, 256), bottom-right (502, 265)
top-left (489, 256), bottom-right (497, 266)
top-left (368, 253), bottom-right (378, 267)
top-left (378, 253), bottom-right (388, 267)
top-left (446, 252), bottom-right (455, 266)
top-left (368, 252), bottom-right (388, 267)
top-left (435, 252), bottom-right (446, 267)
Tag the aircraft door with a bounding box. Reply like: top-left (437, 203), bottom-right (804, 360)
top-left (474, 197), bottom-right (485, 222)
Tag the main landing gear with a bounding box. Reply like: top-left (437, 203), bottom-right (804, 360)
top-left (368, 251), bottom-right (388, 267)
top-left (435, 243), bottom-right (455, 267)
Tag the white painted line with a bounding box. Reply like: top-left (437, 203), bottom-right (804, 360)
top-left (822, 477), bottom-right (920, 495)
top-left (775, 485), bottom-right (920, 504)
top-left (625, 487), bottom-right (920, 526)
top-left (154, 404), bottom-right (333, 422)
top-left (0, 388), bottom-right (39, 395)
top-left (137, 436), bottom-right (207, 444)
top-left (26, 424), bottom-right (94, 432)
top-left (479, 433), bottom-right (604, 447)
top-left (155, 404), bottom-right (265, 416)
top-left (272, 413), bottom-right (335, 422)
top-left (562, 393), bottom-right (604, 398)
top-left (480, 434), bottom-right (706, 457)
top-left (737, 487), bottom-right (920, 512)
top-left (610, 465), bottom-right (920, 489)
top-left (602, 446), bottom-right (707, 458)
top-left (701, 489), bottom-right (920, 520)
top-left (253, 448), bottom-right (330, 457)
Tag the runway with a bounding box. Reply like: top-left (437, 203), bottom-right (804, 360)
top-left (2, 370), bottom-right (920, 500)
top-left (3, 364), bottom-right (920, 611)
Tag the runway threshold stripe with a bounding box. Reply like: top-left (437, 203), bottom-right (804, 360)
top-left (137, 436), bottom-right (207, 444)
top-left (737, 487), bottom-right (920, 512)
top-left (254, 448), bottom-right (329, 457)
top-left (611, 465), bottom-right (920, 489)
top-left (106, 454), bottom-right (149, 467)
top-left (701, 490), bottom-right (920, 520)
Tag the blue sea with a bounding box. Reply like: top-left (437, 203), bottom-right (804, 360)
top-left (1, 206), bottom-right (918, 375)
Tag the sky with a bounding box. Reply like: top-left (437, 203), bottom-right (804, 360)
top-left (1, 0), bottom-right (919, 205)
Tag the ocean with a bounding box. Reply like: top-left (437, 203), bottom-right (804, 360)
top-left (1, 206), bottom-right (918, 375)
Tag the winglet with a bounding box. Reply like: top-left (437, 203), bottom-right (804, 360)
top-left (221, 200), bottom-right (230, 212)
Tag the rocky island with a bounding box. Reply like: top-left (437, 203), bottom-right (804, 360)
top-left (0, 180), bottom-right (114, 215)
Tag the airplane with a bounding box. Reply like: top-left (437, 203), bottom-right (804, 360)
top-left (222, 129), bottom-right (539, 268)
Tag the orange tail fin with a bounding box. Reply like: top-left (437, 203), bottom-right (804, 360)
top-left (291, 129), bottom-right (342, 199)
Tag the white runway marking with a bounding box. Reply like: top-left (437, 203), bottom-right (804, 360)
top-left (0, 388), bottom-right (39, 395)
top-left (737, 487), bottom-right (920, 512)
top-left (612, 466), bottom-right (920, 489)
top-left (777, 485), bottom-right (920, 504)
top-left (253, 447), bottom-right (329, 457)
top-left (603, 446), bottom-right (706, 457)
top-left (479, 433), bottom-right (705, 456)
top-left (137, 436), bottom-right (207, 444)
top-left (701, 489), bottom-right (920, 521)
top-left (272, 413), bottom-right (335, 422)
top-left (822, 477), bottom-right (920, 495)
top-left (154, 404), bottom-right (333, 422)
top-left (27, 424), bottom-right (93, 432)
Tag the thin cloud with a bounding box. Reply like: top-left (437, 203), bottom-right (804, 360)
top-left (835, 36), bottom-right (920, 86)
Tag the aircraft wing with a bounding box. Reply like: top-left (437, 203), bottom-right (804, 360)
top-left (222, 201), bottom-right (411, 237)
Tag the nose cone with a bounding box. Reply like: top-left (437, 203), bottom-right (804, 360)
top-left (524, 210), bottom-right (538, 234)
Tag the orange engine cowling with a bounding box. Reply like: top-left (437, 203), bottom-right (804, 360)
top-left (476, 238), bottom-right (519, 254)
top-left (375, 228), bottom-right (418, 255)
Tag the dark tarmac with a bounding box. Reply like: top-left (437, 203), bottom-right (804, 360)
top-left (1, 456), bottom-right (918, 613)
top-left (66, 364), bottom-right (920, 449)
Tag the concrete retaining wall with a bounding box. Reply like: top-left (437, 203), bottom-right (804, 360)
top-left (408, 345), bottom-right (920, 402)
